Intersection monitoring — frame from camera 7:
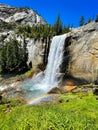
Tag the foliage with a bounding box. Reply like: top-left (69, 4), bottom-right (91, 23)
top-left (21, 67), bottom-right (40, 78)
top-left (17, 25), bottom-right (54, 39)
top-left (0, 93), bottom-right (98, 130)
top-left (0, 22), bottom-right (17, 31)
top-left (79, 16), bottom-right (85, 26)
top-left (0, 38), bottom-right (28, 73)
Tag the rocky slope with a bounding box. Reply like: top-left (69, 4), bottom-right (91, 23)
top-left (0, 4), bottom-right (46, 26)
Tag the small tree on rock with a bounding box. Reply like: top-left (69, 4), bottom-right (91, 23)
top-left (87, 17), bottom-right (92, 23)
top-left (79, 16), bottom-right (85, 26)
top-left (95, 14), bottom-right (98, 22)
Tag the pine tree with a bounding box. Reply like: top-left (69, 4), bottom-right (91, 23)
top-left (0, 39), bottom-right (28, 73)
top-left (87, 17), bottom-right (92, 23)
top-left (79, 16), bottom-right (85, 26)
top-left (0, 45), bottom-right (7, 72)
top-left (53, 14), bottom-right (63, 35)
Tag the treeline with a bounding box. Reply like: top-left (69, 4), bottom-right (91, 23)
top-left (79, 14), bottom-right (98, 26)
top-left (0, 38), bottom-right (28, 73)
top-left (17, 14), bottom-right (70, 39)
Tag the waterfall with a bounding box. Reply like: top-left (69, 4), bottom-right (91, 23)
top-left (23, 34), bottom-right (67, 99)
top-left (44, 34), bottom-right (67, 87)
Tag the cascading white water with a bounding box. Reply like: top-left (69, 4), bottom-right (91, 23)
top-left (43, 34), bottom-right (67, 87)
top-left (23, 34), bottom-right (67, 99)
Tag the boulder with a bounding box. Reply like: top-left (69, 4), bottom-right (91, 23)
top-left (48, 87), bottom-right (65, 94)
top-left (64, 86), bottom-right (77, 91)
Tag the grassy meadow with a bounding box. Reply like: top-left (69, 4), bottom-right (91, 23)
top-left (0, 92), bottom-right (98, 130)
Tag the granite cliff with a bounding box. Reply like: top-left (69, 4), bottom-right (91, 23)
top-left (0, 4), bottom-right (46, 26)
top-left (62, 21), bottom-right (98, 84)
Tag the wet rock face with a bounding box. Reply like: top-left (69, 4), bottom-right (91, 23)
top-left (63, 21), bottom-right (98, 84)
top-left (0, 83), bottom-right (26, 98)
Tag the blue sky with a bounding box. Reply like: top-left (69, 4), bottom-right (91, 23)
top-left (0, 0), bottom-right (98, 27)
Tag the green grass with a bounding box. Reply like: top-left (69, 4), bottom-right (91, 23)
top-left (0, 93), bottom-right (98, 130)
top-left (20, 69), bottom-right (33, 78)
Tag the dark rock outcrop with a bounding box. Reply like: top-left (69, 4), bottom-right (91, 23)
top-left (93, 88), bottom-right (98, 95)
